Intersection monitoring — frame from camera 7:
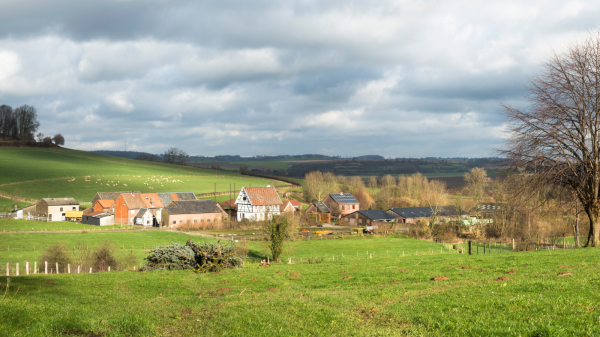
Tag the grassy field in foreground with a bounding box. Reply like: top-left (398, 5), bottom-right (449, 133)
top-left (1, 237), bottom-right (600, 336)
top-left (0, 148), bottom-right (287, 202)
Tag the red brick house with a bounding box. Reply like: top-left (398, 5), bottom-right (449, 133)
top-left (322, 192), bottom-right (359, 218)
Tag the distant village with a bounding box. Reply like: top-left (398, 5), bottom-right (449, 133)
top-left (9, 185), bottom-right (497, 234)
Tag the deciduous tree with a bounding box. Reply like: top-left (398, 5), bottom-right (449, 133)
top-left (501, 31), bottom-right (600, 247)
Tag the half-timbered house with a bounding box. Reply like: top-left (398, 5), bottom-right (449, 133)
top-left (235, 186), bottom-right (282, 221)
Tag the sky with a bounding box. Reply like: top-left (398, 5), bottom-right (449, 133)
top-left (0, 0), bottom-right (597, 158)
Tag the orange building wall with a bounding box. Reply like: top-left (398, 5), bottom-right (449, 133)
top-left (114, 196), bottom-right (131, 224)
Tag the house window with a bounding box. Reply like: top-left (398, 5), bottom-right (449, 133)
top-left (179, 220), bottom-right (182, 223)
top-left (72, 207), bottom-right (76, 210)
top-left (352, 205), bottom-right (355, 210)
top-left (172, 221), bottom-right (176, 225)
top-left (194, 220), bottom-right (197, 223)
top-left (130, 210), bottom-right (135, 215)
top-left (207, 219), bottom-right (211, 223)
top-left (60, 207), bottom-right (63, 212)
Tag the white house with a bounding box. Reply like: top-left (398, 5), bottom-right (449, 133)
top-left (133, 208), bottom-right (154, 226)
top-left (235, 186), bottom-right (282, 221)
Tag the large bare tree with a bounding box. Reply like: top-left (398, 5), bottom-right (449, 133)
top-left (501, 31), bottom-right (600, 247)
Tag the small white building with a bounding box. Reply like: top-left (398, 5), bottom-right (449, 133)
top-left (235, 186), bottom-right (282, 221)
top-left (82, 212), bottom-right (115, 226)
top-left (134, 208), bottom-right (154, 226)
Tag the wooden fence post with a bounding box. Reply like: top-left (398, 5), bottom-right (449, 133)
top-left (484, 243), bottom-right (486, 255)
top-left (68, 264), bottom-right (71, 274)
top-left (89, 268), bottom-right (92, 273)
top-left (16, 263), bottom-right (19, 276)
top-left (6, 262), bottom-right (8, 276)
top-left (45, 261), bottom-right (48, 274)
top-left (34, 261), bottom-right (37, 274)
top-left (108, 266), bottom-right (110, 272)
top-left (468, 241), bottom-right (472, 255)
top-left (512, 238), bottom-right (515, 251)
top-left (56, 262), bottom-right (59, 274)
top-left (26, 262), bottom-right (29, 275)
top-left (78, 265), bottom-right (80, 273)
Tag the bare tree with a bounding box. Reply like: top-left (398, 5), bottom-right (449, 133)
top-left (36, 132), bottom-right (44, 143)
top-left (52, 134), bottom-right (65, 146)
top-left (422, 180), bottom-right (447, 227)
top-left (163, 147), bottom-right (189, 166)
top-left (368, 176), bottom-right (378, 189)
top-left (14, 105), bottom-right (40, 139)
top-left (379, 174), bottom-right (396, 189)
top-left (303, 171), bottom-right (328, 202)
top-left (501, 31), bottom-right (600, 247)
top-left (0, 105), bottom-right (17, 138)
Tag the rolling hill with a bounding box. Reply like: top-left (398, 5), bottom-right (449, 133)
top-left (0, 147), bottom-right (289, 203)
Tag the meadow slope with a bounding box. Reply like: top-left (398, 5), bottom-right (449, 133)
top-left (1, 235), bottom-right (600, 336)
top-left (0, 148), bottom-right (288, 202)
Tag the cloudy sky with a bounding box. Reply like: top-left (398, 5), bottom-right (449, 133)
top-left (0, 0), bottom-right (596, 157)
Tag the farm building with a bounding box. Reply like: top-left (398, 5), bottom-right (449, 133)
top-left (322, 192), bottom-right (360, 218)
top-left (35, 198), bottom-right (80, 222)
top-left (386, 206), bottom-right (468, 224)
top-left (82, 212), bottom-right (115, 226)
top-left (280, 200), bottom-right (297, 213)
top-left (133, 208), bottom-right (154, 226)
top-left (220, 199), bottom-right (237, 219)
top-left (88, 191), bottom-right (139, 214)
top-left (288, 199), bottom-right (302, 211)
top-left (306, 201), bottom-right (330, 214)
top-left (156, 192), bottom-right (197, 206)
top-left (93, 199), bottom-right (114, 213)
top-left (341, 210), bottom-right (397, 226)
top-left (162, 200), bottom-right (224, 228)
top-left (235, 186), bottom-right (282, 221)
top-left (114, 192), bottom-right (164, 225)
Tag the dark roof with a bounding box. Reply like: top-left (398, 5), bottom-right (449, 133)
top-left (313, 202), bottom-right (330, 213)
top-left (329, 193), bottom-right (359, 204)
top-left (41, 198), bottom-right (79, 206)
top-left (85, 212), bottom-right (114, 219)
top-left (343, 210), bottom-right (397, 221)
top-left (388, 206), bottom-right (465, 219)
top-left (164, 200), bottom-right (222, 215)
top-left (134, 208), bottom-right (151, 218)
top-left (157, 192), bottom-right (197, 206)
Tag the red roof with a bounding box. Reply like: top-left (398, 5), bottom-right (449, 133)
top-left (289, 200), bottom-right (301, 207)
top-left (97, 199), bottom-right (114, 208)
top-left (244, 187), bottom-right (282, 206)
top-left (220, 199), bottom-right (237, 208)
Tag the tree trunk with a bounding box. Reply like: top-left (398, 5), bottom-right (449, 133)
top-left (585, 207), bottom-right (599, 247)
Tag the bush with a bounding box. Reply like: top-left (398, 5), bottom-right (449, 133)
top-left (119, 250), bottom-right (139, 271)
top-left (91, 240), bottom-right (118, 271)
top-left (140, 243), bottom-right (196, 271)
top-left (186, 240), bottom-right (244, 272)
top-left (40, 243), bottom-right (73, 272)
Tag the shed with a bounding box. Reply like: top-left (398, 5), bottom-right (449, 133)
top-left (342, 210), bottom-right (397, 226)
top-left (82, 212), bottom-right (115, 226)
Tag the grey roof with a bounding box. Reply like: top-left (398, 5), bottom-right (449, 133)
top-left (164, 200), bottom-right (222, 215)
top-left (134, 208), bottom-right (151, 218)
top-left (92, 212), bottom-right (114, 219)
top-left (357, 210), bottom-right (397, 221)
top-left (314, 202), bottom-right (330, 213)
top-left (41, 198), bottom-right (79, 206)
top-left (96, 192), bottom-right (139, 200)
top-left (388, 206), bottom-right (465, 219)
top-left (329, 193), bottom-right (359, 204)
top-left (157, 192), bottom-right (197, 207)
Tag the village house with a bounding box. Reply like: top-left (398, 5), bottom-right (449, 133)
top-left (322, 192), bottom-right (360, 218)
top-left (114, 192), bottom-right (164, 225)
top-left (235, 186), bottom-right (282, 221)
top-left (220, 199), bottom-right (237, 219)
top-left (306, 201), bottom-right (330, 214)
top-left (93, 199), bottom-right (114, 213)
top-left (35, 198), bottom-right (80, 221)
top-left (386, 206), bottom-right (467, 224)
top-left (87, 191), bottom-right (139, 214)
top-left (162, 200), bottom-right (224, 228)
top-left (341, 210), bottom-right (397, 226)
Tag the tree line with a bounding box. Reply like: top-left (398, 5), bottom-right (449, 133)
top-left (0, 104), bottom-right (64, 145)
top-left (135, 147), bottom-right (189, 166)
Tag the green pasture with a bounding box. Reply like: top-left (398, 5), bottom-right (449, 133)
top-left (0, 148), bottom-right (287, 202)
top-left (1, 235), bottom-right (600, 336)
top-left (0, 196), bottom-right (31, 212)
top-left (0, 219), bottom-right (136, 233)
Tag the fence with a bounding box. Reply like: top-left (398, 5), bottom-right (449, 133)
top-left (2, 261), bottom-right (135, 276)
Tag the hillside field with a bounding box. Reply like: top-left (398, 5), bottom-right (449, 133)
top-left (0, 148), bottom-right (288, 202)
top-left (1, 233), bottom-right (600, 336)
